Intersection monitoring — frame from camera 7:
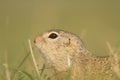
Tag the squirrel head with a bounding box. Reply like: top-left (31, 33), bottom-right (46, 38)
top-left (34, 29), bottom-right (89, 72)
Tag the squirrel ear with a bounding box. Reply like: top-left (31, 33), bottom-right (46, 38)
top-left (63, 38), bottom-right (71, 46)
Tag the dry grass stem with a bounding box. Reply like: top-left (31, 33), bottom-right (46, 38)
top-left (28, 39), bottom-right (40, 77)
top-left (106, 41), bottom-right (120, 78)
top-left (67, 54), bottom-right (71, 68)
top-left (3, 50), bottom-right (11, 80)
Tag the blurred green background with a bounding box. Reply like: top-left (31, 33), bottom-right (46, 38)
top-left (0, 0), bottom-right (120, 79)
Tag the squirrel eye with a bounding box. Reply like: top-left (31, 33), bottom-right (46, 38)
top-left (48, 33), bottom-right (58, 39)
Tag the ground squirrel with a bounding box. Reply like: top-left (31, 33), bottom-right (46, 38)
top-left (34, 29), bottom-right (119, 80)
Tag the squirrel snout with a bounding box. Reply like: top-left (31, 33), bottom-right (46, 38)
top-left (34, 36), bottom-right (42, 44)
top-left (34, 39), bottom-right (36, 43)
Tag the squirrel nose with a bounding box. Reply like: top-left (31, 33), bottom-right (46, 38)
top-left (34, 36), bottom-right (42, 44)
top-left (34, 39), bottom-right (36, 43)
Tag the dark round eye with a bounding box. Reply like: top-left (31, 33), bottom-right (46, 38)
top-left (48, 33), bottom-right (58, 39)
